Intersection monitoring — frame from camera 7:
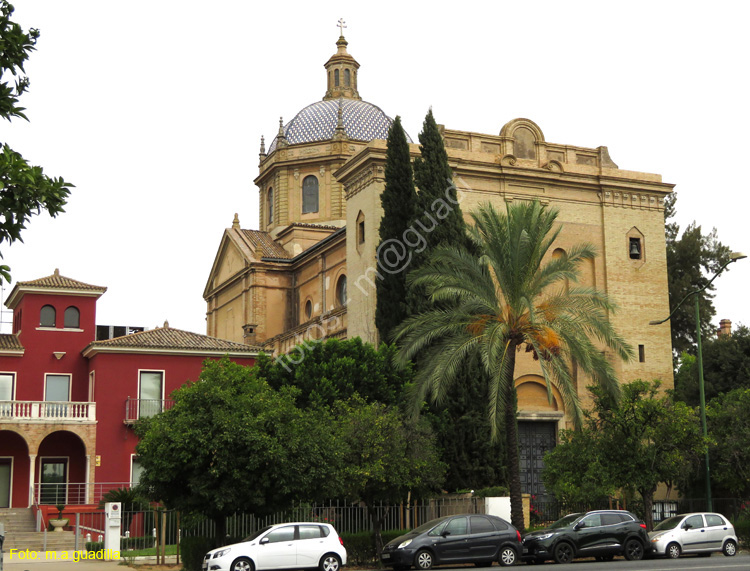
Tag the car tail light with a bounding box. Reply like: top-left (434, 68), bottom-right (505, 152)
top-left (640, 523), bottom-right (647, 529)
top-left (339, 537), bottom-right (344, 546)
top-left (516, 530), bottom-right (522, 542)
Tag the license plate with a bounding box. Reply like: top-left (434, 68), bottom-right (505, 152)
top-left (382, 554), bottom-right (390, 559)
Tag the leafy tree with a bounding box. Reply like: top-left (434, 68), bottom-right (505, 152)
top-left (705, 388), bottom-right (750, 498)
top-left (591, 380), bottom-right (706, 530)
top-left (664, 193), bottom-right (730, 357)
top-left (135, 358), bottom-right (340, 541)
top-left (335, 397), bottom-right (445, 554)
top-left (394, 200), bottom-right (632, 529)
top-left (256, 338), bottom-right (410, 408)
top-left (376, 116), bottom-right (418, 341)
top-left (1, 1), bottom-right (72, 281)
top-left (542, 425), bottom-right (616, 508)
top-left (674, 325), bottom-right (750, 406)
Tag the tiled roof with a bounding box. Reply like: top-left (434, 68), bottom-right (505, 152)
top-left (84, 325), bottom-right (260, 354)
top-left (16, 269), bottom-right (106, 292)
top-left (0, 334), bottom-right (24, 351)
top-left (268, 98), bottom-right (408, 153)
top-left (240, 230), bottom-right (292, 259)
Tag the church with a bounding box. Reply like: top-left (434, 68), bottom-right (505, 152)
top-left (203, 30), bottom-right (675, 496)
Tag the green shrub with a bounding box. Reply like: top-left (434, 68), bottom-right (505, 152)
top-left (733, 517), bottom-right (750, 548)
top-left (181, 536), bottom-right (215, 571)
top-left (85, 541), bottom-right (103, 553)
top-left (339, 529), bottom-right (410, 565)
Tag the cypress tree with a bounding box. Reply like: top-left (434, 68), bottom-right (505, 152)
top-left (375, 116), bottom-right (418, 341)
top-left (404, 110), bottom-right (507, 492)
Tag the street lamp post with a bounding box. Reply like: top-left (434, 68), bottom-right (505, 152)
top-left (650, 251), bottom-right (746, 513)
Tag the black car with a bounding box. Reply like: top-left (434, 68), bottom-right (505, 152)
top-left (381, 514), bottom-right (522, 569)
top-left (522, 510), bottom-right (649, 564)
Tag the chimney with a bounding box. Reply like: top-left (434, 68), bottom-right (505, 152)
top-left (719, 319), bottom-right (732, 337)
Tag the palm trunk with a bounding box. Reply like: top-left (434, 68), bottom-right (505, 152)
top-left (504, 344), bottom-right (524, 530)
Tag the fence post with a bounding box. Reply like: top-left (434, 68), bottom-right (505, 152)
top-left (74, 512), bottom-right (80, 551)
top-left (176, 512), bottom-right (181, 566)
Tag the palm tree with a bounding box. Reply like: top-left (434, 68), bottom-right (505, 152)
top-left (393, 200), bottom-right (633, 529)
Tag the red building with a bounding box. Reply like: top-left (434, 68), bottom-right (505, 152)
top-left (0, 270), bottom-right (258, 509)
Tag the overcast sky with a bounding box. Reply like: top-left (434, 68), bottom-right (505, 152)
top-left (3, 0), bottom-right (749, 337)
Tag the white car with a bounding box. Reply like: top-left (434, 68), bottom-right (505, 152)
top-left (203, 522), bottom-right (347, 571)
top-left (648, 512), bottom-right (738, 558)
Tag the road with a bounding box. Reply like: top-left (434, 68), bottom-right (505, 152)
top-left (508, 553), bottom-right (748, 570)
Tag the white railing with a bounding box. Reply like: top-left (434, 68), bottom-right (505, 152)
top-left (124, 398), bottom-right (174, 423)
top-left (33, 481), bottom-right (136, 506)
top-left (0, 400), bottom-right (96, 422)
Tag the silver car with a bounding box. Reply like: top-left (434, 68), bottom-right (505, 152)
top-left (648, 512), bottom-right (737, 558)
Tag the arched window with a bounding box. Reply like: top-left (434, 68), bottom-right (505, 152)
top-left (40, 305), bottom-right (56, 327)
top-left (336, 275), bottom-right (347, 307)
top-left (334, 69), bottom-right (340, 87)
top-left (268, 187), bottom-right (274, 224)
top-left (305, 299), bottom-right (313, 320)
top-left (344, 69), bottom-right (351, 87)
top-left (64, 306), bottom-right (80, 328)
top-left (302, 175), bottom-right (319, 214)
top-left (356, 211), bottom-right (365, 244)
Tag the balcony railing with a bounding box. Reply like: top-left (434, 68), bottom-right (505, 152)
top-left (0, 400), bottom-right (96, 422)
top-left (33, 481), bottom-right (136, 507)
top-left (124, 398), bottom-right (174, 423)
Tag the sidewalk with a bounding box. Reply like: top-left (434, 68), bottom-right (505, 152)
top-left (1, 550), bottom-right (144, 570)
top-left (1, 550), bottom-right (184, 570)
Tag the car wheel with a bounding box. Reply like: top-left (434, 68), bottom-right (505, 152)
top-left (415, 549), bottom-right (434, 570)
top-left (624, 539), bottom-right (644, 561)
top-left (498, 546), bottom-right (517, 566)
top-left (553, 542), bottom-right (574, 564)
top-left (231, 557), bottom-right (254, 571)
top-left (723, 539), bottom-right (737, 557)
top-left (666, 542), bottom-right (681, 559)
top-left (319, 553), bottom-right (341, 571)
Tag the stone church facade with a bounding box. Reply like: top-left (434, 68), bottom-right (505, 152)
top-left (204, 32), bottom-right (674, 495)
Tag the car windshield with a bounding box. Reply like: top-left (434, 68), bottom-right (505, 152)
top-left (412, 518), bottom-right (447, 534)
top-left (243, 525), bottom-right (273, 542)
top-left (548, 514), bottom-right (582, 529)
top-left (653, 516), bottom-right (683, 531)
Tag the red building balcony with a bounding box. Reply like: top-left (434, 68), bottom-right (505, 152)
top-left (123, 398), bottom-right (174, 424)
top-left (0, 400), bottom-right (96, 423)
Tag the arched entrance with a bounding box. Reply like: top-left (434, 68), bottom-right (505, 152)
top-left (36, 431), bottom-right (87, 505)
top-left (0, 429), bottom-right (29, 508)
top-left (515, 375), bottom-right (564, 499)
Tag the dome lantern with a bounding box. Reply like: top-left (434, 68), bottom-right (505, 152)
top-left (323, 23), bottom-right (361, 101)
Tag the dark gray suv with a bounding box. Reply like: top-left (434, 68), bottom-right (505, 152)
top-left (522, 510), bottom-right (649, 564)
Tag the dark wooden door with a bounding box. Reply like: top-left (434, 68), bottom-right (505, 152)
top-left (518, 421), bottom-right (556, 498)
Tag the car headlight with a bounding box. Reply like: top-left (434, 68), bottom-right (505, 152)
top-left (398, 539), bottom-right (413, 549)
top-left (531, 533), bottom-right (553, 541)
top-left (650, 534), bottom-right (665, 543)
top-left (214, 548), bottom-right (231, 558)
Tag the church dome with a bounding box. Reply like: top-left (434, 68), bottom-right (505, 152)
top-left (264, 31), bottom-right (410, 155)
top-left (268, 98), bottom-right (407, 153)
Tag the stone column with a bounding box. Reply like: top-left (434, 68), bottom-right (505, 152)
top-left (27, 454), bottom-right (37, 508)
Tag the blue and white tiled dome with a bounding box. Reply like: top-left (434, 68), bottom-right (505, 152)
top-left (268, 98), bottom-right (409, 153)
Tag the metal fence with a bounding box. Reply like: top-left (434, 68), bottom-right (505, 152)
top-left (82, 495), bottom-right (747, 553)
top-left (530, 496), bottom-right (747, 526)
top-left (109, 496), bottom-right (484, 550)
